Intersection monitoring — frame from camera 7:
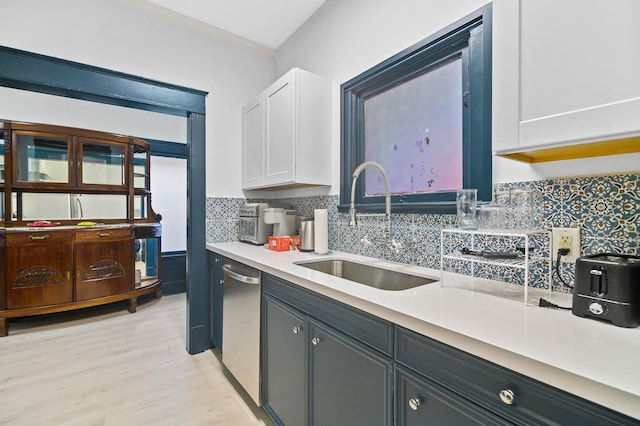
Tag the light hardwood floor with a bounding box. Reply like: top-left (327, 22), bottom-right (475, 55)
top-left (0, 293), bottom-right (274, 426)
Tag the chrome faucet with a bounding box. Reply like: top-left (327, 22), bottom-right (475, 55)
top-left (349, 161), bottom-right (402, 253)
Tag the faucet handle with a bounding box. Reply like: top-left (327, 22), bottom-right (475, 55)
top-left (361, 235), bottom-right (373, 246)
top-left (388, 239), bottom-right (403, 254)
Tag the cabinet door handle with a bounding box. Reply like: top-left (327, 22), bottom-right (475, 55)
top-left (97, 232), bottom-right (112, 237)
top-left (311, 337), bottom-right (321, 346)
top-left (408, 397), bottom-right (423, 411)
top-left (219, 279), bottom-right (224, 285)
top-left (66, 271), bottom-right (71, 280)
top-left (29, 234), bottom-right (50, 240)
top-left (499, 389), bottom-right (515, 405)
top-left (292, 326), bottom-right (303, 334)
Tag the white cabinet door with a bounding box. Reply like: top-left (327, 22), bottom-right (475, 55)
top-left (265, 72), bottom-right (296, 186)
top-left (242, 96), bottom-right (265, 189)
top-left (241, 68), bottom-right (331, 190)
top-left (493, 0), bottom-right (640, 154)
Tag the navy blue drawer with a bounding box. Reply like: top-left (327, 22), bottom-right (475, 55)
top-left (396, 326), bottom-right (636, 426)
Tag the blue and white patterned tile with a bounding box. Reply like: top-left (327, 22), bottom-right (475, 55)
top-left (211, 172), bottom-right (636, 290)
top-left (564, 174), bottom-right (637, 240)
top-left (538, 179), bottom-right (564, 229)
top-left (581, 236), bottom-right (637, 256)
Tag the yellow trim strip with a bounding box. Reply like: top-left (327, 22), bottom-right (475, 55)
top-left (498, 137), bottom-right (640, 163)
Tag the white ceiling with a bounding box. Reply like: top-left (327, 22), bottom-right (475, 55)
top-left (147, 0), bottom-right (326, 49)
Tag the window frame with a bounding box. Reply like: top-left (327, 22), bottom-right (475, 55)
top-left (339, 4), bottom-right (492, 214)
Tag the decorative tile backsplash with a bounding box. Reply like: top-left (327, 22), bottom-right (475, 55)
top-left (206, 172), bottom-right (639, 292)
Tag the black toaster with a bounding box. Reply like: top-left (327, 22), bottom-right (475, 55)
top-left (572, 253), bottom-right (640, 327)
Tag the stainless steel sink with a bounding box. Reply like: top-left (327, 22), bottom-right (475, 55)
top-left (294, 258), bottom-right (438, 291)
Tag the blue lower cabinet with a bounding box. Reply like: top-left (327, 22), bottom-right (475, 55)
top-left (260, 273), bottom-right (637, 425)
top-left (308, 318), bottom-right (392, 426)
top-left (262, 295), bottom-right (306, 426)
top-left (208, 252), bottom-right (224, 351)
top-left (262, 274), bottom-right (392, 425)
top-left (396, 326), bottom-right (638, 426)
top-left (395, 366), bottom-right (511, 426)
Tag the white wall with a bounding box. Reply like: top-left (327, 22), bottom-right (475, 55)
top-left (0, 0), bottom-right (275, 199)
top-left (274, 0), bottom-right (640, 193)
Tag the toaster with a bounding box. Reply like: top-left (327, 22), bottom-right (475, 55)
top-left (572, 253), bottom-right (640, 327)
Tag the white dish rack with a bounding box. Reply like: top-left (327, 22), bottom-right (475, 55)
top-left (440, 228), bottom-right (552, 305)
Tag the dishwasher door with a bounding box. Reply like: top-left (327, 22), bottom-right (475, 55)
top-left (222, 259), bottom-right (262, 406)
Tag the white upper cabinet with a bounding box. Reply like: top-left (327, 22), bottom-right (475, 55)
top-left (242, 68), bottom-right (331, 190)
top-left (493, 0), bottom-right (640, 162)
top-left (242, 96), bottom-right (265, 189)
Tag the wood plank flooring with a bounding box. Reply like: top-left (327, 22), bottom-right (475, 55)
top-left (0, 294), bottom-right (274, 425)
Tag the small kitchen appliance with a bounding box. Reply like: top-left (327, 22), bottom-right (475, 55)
top-left (238, 203), bottom-right (272, 245)
top-left (572, 253), bottom-right (640, 328)
top-left (299, 220), bottom-right (315, 252)
top-left (264, 207), bottom-right (296, 237)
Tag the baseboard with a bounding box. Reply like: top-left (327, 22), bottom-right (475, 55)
top-left (162, 251), bottom-right (186, 295)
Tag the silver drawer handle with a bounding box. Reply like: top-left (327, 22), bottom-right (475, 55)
top-left (311, 337), bottom-right (321, 346)
top-left (408, 397), bottom-right (422, 411)
top-left (499, 389), bottom-right (515, 405)
top-left (292, 326), bottom-right (302, 334)
top-left (222, 264), bottom-right (260, 285)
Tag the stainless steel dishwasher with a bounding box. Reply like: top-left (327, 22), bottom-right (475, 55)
top-left (222, 259), bottom-right (262, 406)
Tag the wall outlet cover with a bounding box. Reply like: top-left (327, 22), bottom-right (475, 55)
top-left (552, 227), bottom-right (581, 262)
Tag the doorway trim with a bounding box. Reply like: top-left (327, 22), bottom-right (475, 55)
top-left (0, 45), bottom-right (210, 354)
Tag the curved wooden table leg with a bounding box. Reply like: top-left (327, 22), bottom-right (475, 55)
top-left (155, 286), bottom-right (162, 299)
top-left (128, 297), bottom-right (138, 313)
top-left (0, 318), bottom-right (8, 336)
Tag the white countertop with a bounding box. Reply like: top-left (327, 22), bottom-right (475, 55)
top-left (208, 241), bottom-right (640, 419)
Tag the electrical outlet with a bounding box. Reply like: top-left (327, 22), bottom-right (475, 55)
top-left (552, 227), bottom-right (580, 262)
top-left (559, 235), bottom-right (573, 249)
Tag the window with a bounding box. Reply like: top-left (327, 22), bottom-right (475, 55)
top-left (340, 4), bottom-right (492, 213)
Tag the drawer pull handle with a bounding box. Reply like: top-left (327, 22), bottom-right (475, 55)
top-left (97, 232), bottom-right (112, 237)
top-left (311, 337), bottom-right (321, 346)
top-left (499, 389), bottom-right (515, 405)
top-left (29, 235), bottom-right (50, 240)
top-left (408, 397), bottom-right (422, 411)
top-left (292, 326), bottom-right (303, 334)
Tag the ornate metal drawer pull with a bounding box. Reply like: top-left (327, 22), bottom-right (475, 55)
top-left (29, 235), bottom-right (50, 241)
top-left (97, 232), bottom-right (112, 237)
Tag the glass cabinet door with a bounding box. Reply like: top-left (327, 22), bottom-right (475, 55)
top-left (133, 144), bottom-right (149, 190)
top-left (14, 132), bottom-right (72, 185)
top-left (134, 237), bottom-right (160, 288)
top-left (79, 139), bottom-right (126, 187)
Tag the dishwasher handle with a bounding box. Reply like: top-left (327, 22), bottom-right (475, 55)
top-left (223, 264), bottom-right (260, 285)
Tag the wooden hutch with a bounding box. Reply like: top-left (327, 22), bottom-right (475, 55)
top-left (0, 120), bottom-right (162, 336)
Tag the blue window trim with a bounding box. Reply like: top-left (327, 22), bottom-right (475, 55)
top-left (339, 4), bottom-right (492, 214)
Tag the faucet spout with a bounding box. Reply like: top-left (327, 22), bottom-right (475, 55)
top-left (349, 161), bottom-right (391, 244)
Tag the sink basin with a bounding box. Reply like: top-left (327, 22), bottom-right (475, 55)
top-left (294, 258), bottom-right (438, 291)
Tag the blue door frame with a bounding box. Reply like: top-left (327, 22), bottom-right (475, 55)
top-left (0, 45), bottom-right (211, 354)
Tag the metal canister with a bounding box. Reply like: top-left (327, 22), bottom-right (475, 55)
top-left (299, 220), bottom-right (315, 252)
